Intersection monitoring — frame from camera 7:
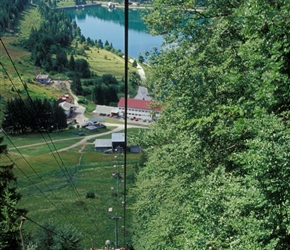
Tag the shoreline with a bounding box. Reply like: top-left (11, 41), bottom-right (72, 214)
top-left (55, 2), bottom-right (152, 10)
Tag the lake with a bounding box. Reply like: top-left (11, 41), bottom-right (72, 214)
top-left (65, 6), bottom-right (163, 59)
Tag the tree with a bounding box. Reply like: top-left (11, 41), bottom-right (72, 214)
top-left (101, 74), bottom-right (119, 85)
top-left (0, 137), bottom-right (26, 250)
top-left (71, 75), bottom-right (84, 96)
top-left (132, 60), bottom-right (137, 68)
top-left (54, 49), bottom-right (68, 72)
top-left (97, 39), bottom-right (103, 49)
top-left (0, 0), bottom-right (29, 32)
top-left (32, 222), bottom-right (81, 250)
top-left (68, 55), bottom-right (76, 71)
top-left (75, 59), bottom-right (90, 78)
top-left (24, 2), bottom-right (73, 72)
top-left (138, 55), bottom-right (145, 63)
top-left (106, 85), bottom-right (119, 105)
top-left (131, 0), bottom-right (290, 249)
top-left (53, 102), bottom-right (68, 131)
top-left (2, 98), bottom-right (67, 134)
top-left (93, 84), bottom-right (105, 105)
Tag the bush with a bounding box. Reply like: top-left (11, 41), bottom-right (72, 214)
top-left (86, 191), bottom-right (95, 199)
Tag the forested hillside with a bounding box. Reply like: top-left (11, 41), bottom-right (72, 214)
top-left (132, 0), bottom-right (290, 249)
top-left (0, 0), bottom-right (29, 33)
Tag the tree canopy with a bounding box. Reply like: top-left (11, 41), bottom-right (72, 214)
top-left (31, 222), bottom-right (81, 250)
top-left (0, 0), bottom-right (28, 32)
top-left (132, 0), bottom-right (290, 249)
top-left (2, 97), bottom-right (67, 134)
top-left (0, 137), bottom-right (26, 249)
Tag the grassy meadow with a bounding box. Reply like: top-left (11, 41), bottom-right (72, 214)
top-left (1, 126), bottom-right (144, 249)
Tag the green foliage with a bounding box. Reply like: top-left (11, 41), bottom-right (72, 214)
top-left (85, 191), bottom-right (95, 199)
top-left (0, 137), bottom-right (26, 250)
top-left (71, 75), bottom-right (84, 96)
top-left (74, 59), bottom-right (91, 78)
top-left (31, 222), bottom-right (82, 250)
top-left (132, 60), bottom-right (137, 68)
top-left (92, 84), bottom-right (119, 106)
top-left (2, 97), bottom-right (67, 134)
top-left (101, 74), bottom-right (119, 85)
top-left (22, 1), bottom-right (85, 74)
top-left (132, 0), bottom-right (290, 249)
top-left (138, 55), bottom-right (144, 63)
top-left (0, 0), bottom-right (28, 32)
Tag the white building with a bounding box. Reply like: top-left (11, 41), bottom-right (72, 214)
top-left (118, 97), bottom-right (161, 121)
top-left (59, 101), bottom-right (76, 118)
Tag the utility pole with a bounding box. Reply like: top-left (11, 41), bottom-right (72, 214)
top-left (113, 146), bottom-right (123, 199)
top-left (19, 217), bottom-right (26, 250)
top-left (108, 207), bottom-right (122, 249)
top-left (108, 146), bottom-right (124, 249)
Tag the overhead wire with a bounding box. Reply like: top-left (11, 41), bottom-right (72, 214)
top-left (0, 58), bottom-right (81, 201)
top-left (123, 0), bottom-right (129, 246)
top-left (1, 115), bottom-right (97, 243)
top-left (1, 198), bottom-right (67, 240)
top-left (0, 39), bottom-right (82, 200)
top-left (0, 38), bottom-right (100, 239)
top-left (1, 129), bottom-right (86, 223)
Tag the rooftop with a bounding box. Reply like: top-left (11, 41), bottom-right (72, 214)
top-left (118, 97), bottom-right (161, 111)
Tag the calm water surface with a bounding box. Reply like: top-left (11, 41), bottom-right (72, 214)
top-left (65, 6), bottom-right (163, 59)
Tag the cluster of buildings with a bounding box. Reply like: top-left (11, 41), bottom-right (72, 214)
top-left (94, 132), bottom-right (141, 153)
top-left (36, 73), bottom-right (161, 153)
top-left (94, 97), bottom-right (161, 122)
top-left (36, 74), bottom-right (161, 122)
top-left (56, 95), bottom-right (161, 122)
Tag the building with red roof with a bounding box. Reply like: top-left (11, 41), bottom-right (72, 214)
top-left (57, 94), bottom-right (73, 104)
top-left (117, 97), bottom-right (161, 121)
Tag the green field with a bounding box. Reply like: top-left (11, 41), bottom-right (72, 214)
top-left (1, 126), bottom-right (143, 249)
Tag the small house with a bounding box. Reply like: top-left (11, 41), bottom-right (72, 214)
top-left (112, 133), bottom-right (125, 150)
top-left (94, 133), bottom-right (125, 151)
top-left (94, 139), bottom-right (112, 151)
top-left (35, 73), bottom-right (51, 85)
top-left (58, 101), bottom-right (76, 118)
top-left (81, 118), bottom-right (106, 129)
top-left (57, 94), bottom-right (72, 104)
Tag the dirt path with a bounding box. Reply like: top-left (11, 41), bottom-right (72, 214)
top-left (51, 80), bottom-right (87, 124)
top-left (8, 123), bottom-right (147, 152)
top-left (55, 126), bottom-right (123, 152)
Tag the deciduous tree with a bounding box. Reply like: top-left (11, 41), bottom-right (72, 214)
top-left (132, 0), bottom-right (290, 249)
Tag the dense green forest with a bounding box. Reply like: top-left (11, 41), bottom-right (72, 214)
top-left (0, 0), bottom-right (29, 33)
top-left (131, 0), bottom-right (290, 249)
top-left (3, 97), bottom-right (67, 134)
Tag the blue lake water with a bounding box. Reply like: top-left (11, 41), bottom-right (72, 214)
top-left (65, 6), bottom-right (163, 59)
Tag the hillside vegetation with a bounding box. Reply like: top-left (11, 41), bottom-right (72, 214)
top-left (131, 0), bottom-right (290, 249)
top-left (0, 2), bottom-right (138, 123)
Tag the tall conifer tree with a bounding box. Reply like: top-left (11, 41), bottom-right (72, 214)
top-left (0, 137), bottom-right (26, 249)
